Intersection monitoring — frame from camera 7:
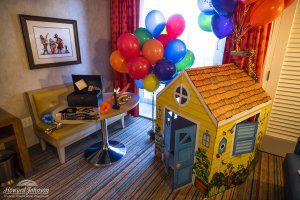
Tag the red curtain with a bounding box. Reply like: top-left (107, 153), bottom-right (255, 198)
top-left (111, 0), bottom-right (140, 116)
top-left (222, 4), bottom-right (272, 83)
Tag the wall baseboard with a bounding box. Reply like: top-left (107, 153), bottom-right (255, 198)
top-left (260, 134), bottom-right (296, 157)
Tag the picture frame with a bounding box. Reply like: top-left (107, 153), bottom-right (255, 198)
top-left (19, 15), bottom-right (81, 69)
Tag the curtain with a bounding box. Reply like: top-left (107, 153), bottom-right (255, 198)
top-left (222, 3), bottom-right (272, 83)
top-left (111, 0), bottom-right (140, 116)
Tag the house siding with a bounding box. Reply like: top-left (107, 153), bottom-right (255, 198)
top-left (209, 103), bottom-right (272, 182)
top-left (156, 73), bottom-right (217, 162)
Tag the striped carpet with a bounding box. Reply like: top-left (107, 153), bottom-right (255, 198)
top-left (5, 117), bottom-right (285, 200)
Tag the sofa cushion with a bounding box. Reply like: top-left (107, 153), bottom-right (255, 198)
top-left (36, 122), bottom-right (99, 141)
top-left (32, 86), bottom-right (71, 119)
top-left (283, 153), bottom-right (300, 200)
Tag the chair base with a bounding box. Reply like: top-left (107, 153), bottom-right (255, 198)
top-left (85, 141), bottom-right (126, 167)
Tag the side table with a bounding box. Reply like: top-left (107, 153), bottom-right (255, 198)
top-left (0, 108), bottom-right (32, 177)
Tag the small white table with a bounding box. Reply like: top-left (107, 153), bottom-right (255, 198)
top-left (53, 92), bottom-right (139, 166)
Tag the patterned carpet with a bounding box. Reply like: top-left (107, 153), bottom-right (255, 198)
top-left (3, 117), bottom-right (285, 200)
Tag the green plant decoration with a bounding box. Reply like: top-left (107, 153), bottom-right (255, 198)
top-left (154, 124), bottom-right (164, 152)
top-left (192, 148), bottom-right (210, 185)
top-left (206, 150), bottom-right (260, 197)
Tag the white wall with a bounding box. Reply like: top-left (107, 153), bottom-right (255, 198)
top-left (0, 0), bottom-right (113, 147)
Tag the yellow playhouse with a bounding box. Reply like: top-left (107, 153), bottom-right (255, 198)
top-left (155, 63), bottom-right (272, 196)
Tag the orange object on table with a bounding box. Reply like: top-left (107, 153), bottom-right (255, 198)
top-left (99, 83), bottom-right (130, 114)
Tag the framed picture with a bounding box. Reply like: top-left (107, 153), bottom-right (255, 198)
top-left (19, 15), bottom-right (81, 69)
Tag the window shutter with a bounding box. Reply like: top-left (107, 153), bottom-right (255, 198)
top-left (233, 123), bottom-right (258, 155)
top-left (266, 4), bottom-right (300, 141)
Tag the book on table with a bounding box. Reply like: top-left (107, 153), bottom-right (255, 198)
top-left (56, 107), bottom-right (100, 120)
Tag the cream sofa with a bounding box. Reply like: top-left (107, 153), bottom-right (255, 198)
top-left (26, 84), bottom-right (125, 164)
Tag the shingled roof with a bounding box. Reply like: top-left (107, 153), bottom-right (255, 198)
top-left (185, 63), bottom-right (271, 122)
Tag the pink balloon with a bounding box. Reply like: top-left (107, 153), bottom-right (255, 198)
top-left (117, 33), bottom-right (140, 61)
top-left (156, 34), bottom-right (172, 48)
top-left (166, 14), bottom-right (185, 39)
top-left (127, 56), bottom-right (150, 80)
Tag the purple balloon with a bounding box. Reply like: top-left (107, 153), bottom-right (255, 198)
top-left (211, 0), bottom-right (237, 17)
top-left (211, 14), bottom-right (233, 39)
top-left (154, 59), bottom-right (177, 81)
top-left (197, 0), bottom-right (215, 15)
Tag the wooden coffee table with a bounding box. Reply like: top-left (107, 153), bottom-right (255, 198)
top-left (53, 92), bottom-right (139, 166)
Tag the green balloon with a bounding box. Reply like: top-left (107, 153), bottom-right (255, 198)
top-left (198, 13), bottom-right (212, 32)
top-left (175, 50), bottom-right (195, 72)
top-left (133, 28), bottom-right (153, 49)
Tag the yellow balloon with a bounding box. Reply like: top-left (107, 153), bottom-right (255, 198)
top-left (161, 27), bottom-right (167, 34)
top-left (143, 74), bottom-right (159, 92)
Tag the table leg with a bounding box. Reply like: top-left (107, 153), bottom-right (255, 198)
top-left (84, 119), bottom-right (126, 166)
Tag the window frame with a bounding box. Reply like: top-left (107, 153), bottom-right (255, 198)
top-left (174, 84), bottom-right (190, 107)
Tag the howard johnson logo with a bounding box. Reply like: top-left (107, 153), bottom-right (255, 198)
top-left (3, 180), bottom-right (49, 198)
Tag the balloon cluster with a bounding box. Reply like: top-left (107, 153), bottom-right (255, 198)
top-left (197, 0), bottom-right (293, 39)
top-left (110, 10), bottom-right (195, 92)
top-left (197, 0), bottom-right (236, 39)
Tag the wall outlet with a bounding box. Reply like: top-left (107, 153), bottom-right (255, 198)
top-left (21, 117), bottom-right (33, 127)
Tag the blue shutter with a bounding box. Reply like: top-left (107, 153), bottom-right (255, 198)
top-left (233, 122), bottom-right (258, 155)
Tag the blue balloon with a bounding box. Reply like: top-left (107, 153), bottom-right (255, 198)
top-left (154, 59), bottom-right (177, 81)
top-left (211, 14), bottom-right (233, 39)
top-left (211, 0), bottom-right (237, 17)
top-left (134, 79), bottom-right (144, 89)
top-left (165, 39), bottom-right (187, 64)
top-left (197, 0), bottom-right (215, 15)
top-left (145, 10), bottom-right (166, 38)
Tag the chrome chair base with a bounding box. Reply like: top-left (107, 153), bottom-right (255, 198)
top-left (85, 140), bottom-right (126, 167)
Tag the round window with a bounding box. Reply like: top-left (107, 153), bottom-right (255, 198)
top-left (174, 84), bottom-right (189, 106)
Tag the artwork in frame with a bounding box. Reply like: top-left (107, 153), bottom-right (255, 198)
top-left (19, 15), bottom-right (81, 69)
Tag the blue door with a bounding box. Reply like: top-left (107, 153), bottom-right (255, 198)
top-left (173, 125), bottom-right (196, 189)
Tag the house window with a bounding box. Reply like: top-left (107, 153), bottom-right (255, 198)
top-left (174, 84), bottom-right (189, 106)
top-left (233, 115), bottom-right (259, 156)
top-left (202, 130), bottom-right (210, 148)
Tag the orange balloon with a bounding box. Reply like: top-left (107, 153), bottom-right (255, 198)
top-left (110, 50), bottom-right (128, 73)
top-left (142, 39), bottom-right (164, 66)
top-left (250, 0), bottom-right (284, 27)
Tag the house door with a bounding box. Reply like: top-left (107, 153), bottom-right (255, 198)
top-left (173, 125), bottom-right (196, 189)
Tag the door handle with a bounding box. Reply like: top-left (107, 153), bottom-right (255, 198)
top-left (176, 163), bottom-right (181, 169)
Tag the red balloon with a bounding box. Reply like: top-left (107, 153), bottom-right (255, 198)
top-left (250, 0), bottom-right (284, 27)
top-left (284, 0), bottom-right (295, 9)
top-left (166, 14), bottom-right (185, 39)
top-left (127, 56), bottom-right (150, 80)
top-left (117, 33), bottom-right (140, 61)
top-left (156, 34), bottom-right (171, 48)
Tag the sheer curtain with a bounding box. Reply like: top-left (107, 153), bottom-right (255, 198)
top-left (111, 0), bottom-right (140, 117)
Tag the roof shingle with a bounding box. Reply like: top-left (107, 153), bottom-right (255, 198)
top-left (185, 63), bottom-right (271, 122)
